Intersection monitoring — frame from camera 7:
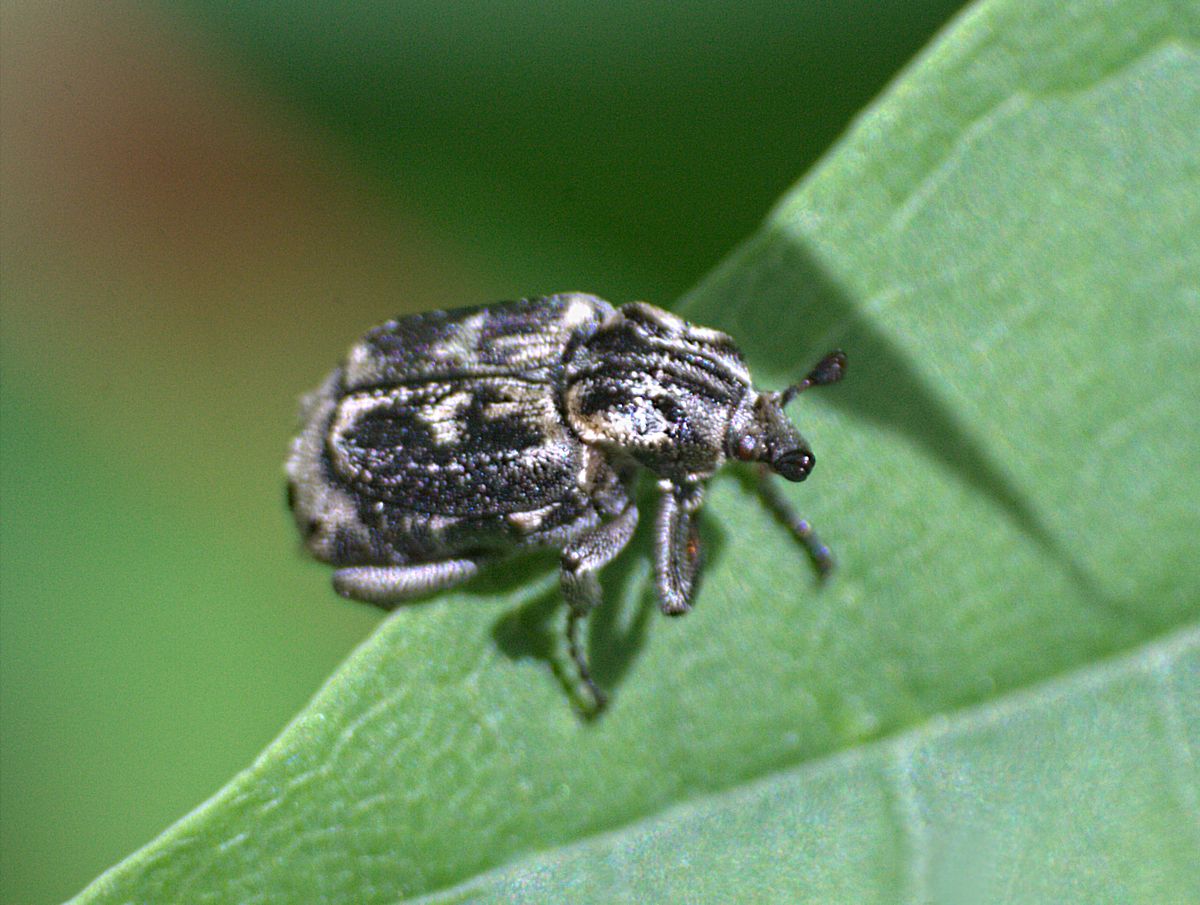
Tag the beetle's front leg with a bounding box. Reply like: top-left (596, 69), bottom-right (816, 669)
top-left (753, 464), bottom-right (834, 578)
top-left (333, 559), bottom-right (480, 608)
top-left (560, 503), bottom-right (639, 709)
top-left (654, 481), bottom-right (706, 616)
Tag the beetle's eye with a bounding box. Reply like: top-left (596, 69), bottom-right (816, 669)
top-left (774, 449), bottom-right (815, 482)
top-left (735, 434), bottom-right (757, 461)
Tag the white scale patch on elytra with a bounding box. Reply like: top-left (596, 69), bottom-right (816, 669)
top-left (287, 371), bottom-right (373, 560)
top-left (328, 390), bottom-right (395, 476)
top-left (344, 340), bottom-right (383, 386)
top-left (429, 312), bottom-right (487, 365)
top-left (421, 389), bottom-right (474, 445)
top-left (481, 398), bottom-right (525, 423)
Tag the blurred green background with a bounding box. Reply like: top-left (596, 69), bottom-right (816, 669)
top-left (0, 1), bottom-right (964, 901)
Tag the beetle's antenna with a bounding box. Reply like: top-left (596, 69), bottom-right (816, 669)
top-left (781, 350), bottom-right (846, 407)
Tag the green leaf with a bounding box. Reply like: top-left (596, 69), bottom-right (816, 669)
top-left (392, 631), bottom-right (1200, 904)
top-left (73, 0), bottom-right (1200, 902)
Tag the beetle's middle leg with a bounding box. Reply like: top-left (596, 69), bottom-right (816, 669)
top-left (559, 503), bottom-right (639, 709)
top-left (333, 559), bottom-right (480, 608)
top-left (753, 465), bottom-right (834, 578)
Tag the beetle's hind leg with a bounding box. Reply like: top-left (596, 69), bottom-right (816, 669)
top-left (333, 559), bottom-right (480, 608)
top-left (559, 504), bottom-right (639, 712)
top-left (754, 465), bottom-right (835, 578)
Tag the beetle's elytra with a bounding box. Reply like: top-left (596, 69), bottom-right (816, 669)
top-left (286, 293), bottom-right (844, 710)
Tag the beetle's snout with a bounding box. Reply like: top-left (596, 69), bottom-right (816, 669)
top-left (773, 448), bottom-right (815, 482)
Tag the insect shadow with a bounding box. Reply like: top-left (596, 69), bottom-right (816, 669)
top-left (686, 231), bottom-right (1136, 626)
top-left (491, 499), bottom-right (729, 719)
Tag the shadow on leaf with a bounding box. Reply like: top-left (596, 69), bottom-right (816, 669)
top-left (683, 229), bottom-right (1148, 631)
top-left (491, 491), bottom-right (731, 717)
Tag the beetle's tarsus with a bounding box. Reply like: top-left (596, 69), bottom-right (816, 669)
top-left (567, 605), bottom-right (608, 715)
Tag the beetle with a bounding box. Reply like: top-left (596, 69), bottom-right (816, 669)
top-left (286, 293), bottom-right (844, 710)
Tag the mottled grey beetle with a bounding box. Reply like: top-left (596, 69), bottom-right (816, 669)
top-left (286, 293), bottom-right (844, 709)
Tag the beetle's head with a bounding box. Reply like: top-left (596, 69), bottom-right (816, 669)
top-left (726, 350), bottom-right (846, 482)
